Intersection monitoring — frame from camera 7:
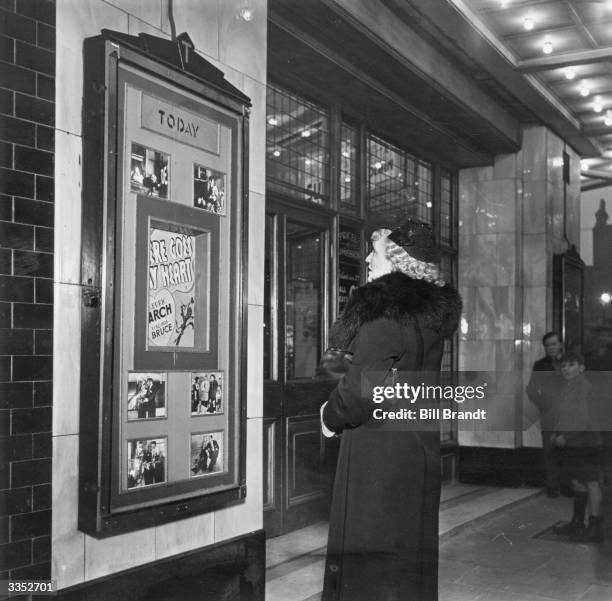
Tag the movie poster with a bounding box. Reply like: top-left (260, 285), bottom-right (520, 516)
top-left (148, 227), bottom-right (197, 348)
top-left (190, 432), bottom-right (223, 477)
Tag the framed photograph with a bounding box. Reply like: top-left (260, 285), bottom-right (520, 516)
top-left (193, 164), bottom-right (226, 215)
top-left (126, 437), bottom-right (167, 490)
top-left (190, 432), bottom-right (224, 477)
top-left (191, 371), bottom-right (224, 415)
top-left (130, 143), bottom-right (169, 198)
top-left (127, 372), bottom-right (167, 421)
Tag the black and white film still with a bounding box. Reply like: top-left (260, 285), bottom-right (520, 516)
top-left (193, 164), bottom-right (226, 215)
top-left (127, 372), bottom-right (167, 421)
top-left (190, 432), bottom-right (223, 477)
top-left (130, 143), bottom-right (169, 198)
top-left (190, 371), bottom-right (224, 415)
top-left (127, 437), bottom-right (167, 489)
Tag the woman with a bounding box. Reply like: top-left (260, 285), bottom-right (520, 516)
top-left (321, 219), bottom-right (461, 601)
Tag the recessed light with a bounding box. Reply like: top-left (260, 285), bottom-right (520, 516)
top-left (564, 67), bottom-right (576, 80)
top-left (581, 159), bottom-right (589, 171)
top-left (301, 129), bottom-right (311, 138)
top-left (523, 16), bottom-right (534, 31)
top-left (605, 111), bottom-right (612, 126)
top-left (272, 150), bottom-right (281, 157)
top-left (594, 96), bottom-right (603, 113)
top-left (267, 117), bottom-right (278, 126)
top-left (542, 37), bottom-right (553, 55)
top-left (580, 83), bottom-right (591, 97)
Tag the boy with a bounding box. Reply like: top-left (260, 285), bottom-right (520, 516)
top-left (552, 351), bottom-right (604, 543)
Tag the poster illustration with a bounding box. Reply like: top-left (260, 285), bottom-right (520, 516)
top-left (130, 143), bottom-right (169, 198)
top-left (190, 432), bottom-right (223, 477)
top-left (193, 164), bottom-right (226, 215)
top-left (191, 371), bottom-right (223, 415)
top-left (148, 227), bottom-right (196, 348)
top-left (127, 437), bottom-right (166, 490)
top-left (127, 372), bottom-right (167, 421)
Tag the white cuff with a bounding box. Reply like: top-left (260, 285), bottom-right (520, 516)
top-left (320, 402), bottom-right (335, 438)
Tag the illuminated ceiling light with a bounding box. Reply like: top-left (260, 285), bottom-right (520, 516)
top-left (305, 159), bottom-right (312, 166)
top-left (564, 67), bottom-right (576, 80)
top-left (602, 292), bottom-right (612, 305)
top-left (341, 151), bottom-right (350, 158)
top-left (581, 159), bottom-right (589, 171)
top-left (272, 150), bottom-right (281, 157)
top-left (580, 82), bottom-right (591, 97)
top-left (426, 201), bottom-right (433, 208)
top-left (552, 157), bottom-right (564, 168)
top-left (374, 161), bottom-right (383, 170)
top-left (344, 176), bottom-right (351, 183)
top-left (301, 129), bottom-right (311, 138)
top-left (500, 0), bottom-right (509, 7)
top-left (267, 116), bottom-right (278, 126)
top-left (605, 111), bottom-right (612, 126)
top-left (594, 96), bottom-right (604, 113)
top-left (542, 36), bottom-right (553, 55)
top-left (523, 16), bottom-right (534, 31)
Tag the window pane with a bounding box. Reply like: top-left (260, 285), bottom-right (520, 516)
top-left (266, 85), bottom-right (330, 205)
top-left (440, 170), bottom-right (453, 246)
top-left (340, 123), bottom-right (359, 214)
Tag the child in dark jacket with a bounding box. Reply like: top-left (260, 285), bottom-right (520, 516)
top-left (552, 351), bottom-right (603, 543)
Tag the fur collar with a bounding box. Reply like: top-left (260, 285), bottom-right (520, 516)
top-left (329, 272), bottom-right (462, 348)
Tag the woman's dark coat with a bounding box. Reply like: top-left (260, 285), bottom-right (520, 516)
top-left (321, 272), bottom-right (461, 601)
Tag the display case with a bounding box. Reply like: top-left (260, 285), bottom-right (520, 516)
top-left (78, 30), bottom-right (250, 536)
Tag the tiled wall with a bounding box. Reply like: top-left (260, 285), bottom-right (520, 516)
top-left (458, 126), bottom-right (581, 449)
top-left (0, 0), bottom-right (55, 588)
top-left (53, 0), bottom-right (266, 589)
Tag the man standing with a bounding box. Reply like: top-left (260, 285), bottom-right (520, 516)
top-left (527, 332), bottom-right (563, 497)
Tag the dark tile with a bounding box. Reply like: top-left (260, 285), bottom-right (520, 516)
top-left (11, 457), bottom-right (50, 487)
top-left (0, 328), bottom-right (33, 354)
top-left (35, 175), bottom-right (52, 202)
top-left (0, 115), bottom-right (35, 146)
top-left (0, 167), bottom-right (34, 197)
top-left (34, 227), bottom-right (51, 252)
top-left (0, 488), bottom-right (31, 516)
top-left (0, 302), bottom-right (10, 327)
top-left (33, 330), bottom-right (51, 355)
top-left (0, 435), bottom-right (32, 461)
top-left (16, 0), bottom-right (54, 26)
top-left (0, 60), bottom-right (35, 95)
top-left (32, 535), bottom-right (50, 562)
top-left (12, 355), bottom-right (52, 381)
top-left (33, 279), bottom-right (51, 304)
top-left (15, 41), bottom-right (53, 75)
top-left (0, 221), bottom-right (33, 249)
top-left (0, 515), bottom-right (7, 543)
top-left (0, 0), bottom-right (13, 10)
top-left (31, 484), bottom-right (49, 511)
top-left (0, 356), bottom-right (9, 381)
top-left (13, 250), bottom-right (52, 278)
top-left (0, 248), bottom-right (10, 274)
top-left (35, 124), bottom-right (52, 151)
top-left (0, 140), bottom-right (12, 168)
top-left (13, 303), bottom-right (52, 329)
top-left (0, 195), bottom-right (12, 220)
top-left (0, 34), bottom-right (13, 63)
top-left (32, 381), bottom-right (50, 406)
top-left (0, 409), bottom-right (8, 434)
top-left (0, 381), bottom-right (32, 409)
top-left (11, 407), bottom-right (51, 434)
top-left (10, 509), bottom-right (51, 541)
top-left (36, 72), bottom-right (52, 102)
top-left (15, 94), bottom-right (53, 126)
top-left (10, 560), bottom-right (51, 580)
top-left (0, 87), bottom-right (13, 115)
top-left (0, 462), bottom-right (7, 489)
top-left (0, 540), bottom-right (30, 571)
top-left (32, 432), bottom-right (50, 458)
top-left (14, 198), bottom-right (52, 227)
top-left (36, 22), bottom-right (53, 52)
top-left (0, 275), bottom-right (34, 302)
top-left (0, 10), bottom-right (36, 44)
top-left (14, 146), bottom-right (52, 176)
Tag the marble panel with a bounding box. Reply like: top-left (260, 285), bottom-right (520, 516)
top-left (161, 0), bottom-right (219, 60)
top-left (85, 525), bottom-right (156, 581)
top-left (248, 191), bottom-right (265, 306)
top-left (548, 183), bottom-right (565, 241)
top-left (458, 180), bottom-right (478, 237)
top-left (475, 180), bottom-right (516, 235)
top-left (154, 511), bottom-right (214, 561)
top-left (522, 234), bottom-right (547, 288)
top-left (218, 0), bottom-right (267, 83)
top-left (56, 1), bottom-right (129, 136)
top-left (521, 126), bottom-right (547, 182)
top-left (53, 283), bottom-right (82, 436)
top-left (496, 233), bottom-right (516, 287)
top-left (55, 131), bottom-right (82, 285)
top-left (493, 153), bottom-right (516, 180)
top-left (523, 286), bottom-right (552, 337)
top-left (214, 417), bottom-right (263, 540)
top-left (458, 340), bottom-right (497, 372)
top-left (52, 434), bottom-right (85, 588)
top-left (495, 339), bottom-right (517, 372)
top-left (546, 129), bottom-right (564, 188)
top-left (458, 165), bottom-right (493, 183)
top-left (246, 304), bottom-right (263, 419)
top-left (458, 234), bottom-right (497, 287)
top-left (242, 76), bottom-right (267, 196)
top-left (521, 179), bottom-right (546, 235)
top-left (105, 0), bottom-right (163, 29)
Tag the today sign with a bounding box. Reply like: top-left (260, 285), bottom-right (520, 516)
top-left (141, 94), bottom-right (220, 154)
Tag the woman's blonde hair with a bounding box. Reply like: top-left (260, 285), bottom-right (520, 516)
top-left (372, 228), bottom-right (445, 287)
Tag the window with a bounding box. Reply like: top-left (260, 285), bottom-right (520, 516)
top-left (340, 122), bottom-right (359, 214)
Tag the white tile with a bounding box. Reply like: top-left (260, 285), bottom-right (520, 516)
top-left (243, 76), bottom-right (267, 196)
top-left (247, 304), bottom-right (263, 418)
top-left (248, 191), bottom-right (265, 306)
top-left (85, 526), bottom-right (156, 581)
top-left (105, 0), bottom-right (164, 29)
top-left (214, 417), bottom-right (263, 541)
top-left (55, 130), bottom-right (82, 285)
top-left (154, 512), bottom-right (214, 560)
top-left (52, 435), bottom-right (86, 588)
top-left (53, 283), bottom-right (82, 436)
top-left (127, 14), bottom-right (168, 37)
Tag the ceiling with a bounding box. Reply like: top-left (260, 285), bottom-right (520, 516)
top-left (455, 0), bottom-right (612, 190)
